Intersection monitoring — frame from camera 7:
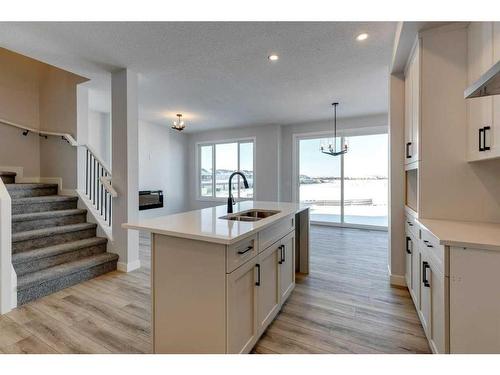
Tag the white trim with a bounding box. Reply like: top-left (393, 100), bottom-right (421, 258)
top-left (117, 259), bottom-right (141, 272)
top-left (195, 137), bottom-right (256, 201)
top-left (0, 178), bottom-right (16, 314)
top-left (388, 265), bottom-right (407, 287)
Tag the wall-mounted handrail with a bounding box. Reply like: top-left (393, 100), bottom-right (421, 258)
top-left (0, 117), bottom-right (77, 146)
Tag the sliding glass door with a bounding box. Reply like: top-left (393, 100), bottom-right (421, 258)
top-left (298, 137), bottom-right (341, 223)
top-left (296, 132), bottom-right (388, 229)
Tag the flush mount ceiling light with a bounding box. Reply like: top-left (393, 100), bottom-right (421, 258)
top-left (268, 54), bottom-right (279, 61)
top-left (356, 33), bottom-right (369, 41)
top-left (172, 113), bottom-right (186, 131)
top-left (320, 102), bottom-right (348, 156)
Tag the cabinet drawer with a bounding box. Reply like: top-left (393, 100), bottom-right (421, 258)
top-left (421, 229), bottom-right (446, 275)
top-left (258, 216), bottom-right (295, 252)
top-left (226, 235), bottom-right (258, 273)
top-left (405, 214), bottom-right (419, 238)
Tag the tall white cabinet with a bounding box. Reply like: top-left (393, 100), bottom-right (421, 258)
top-left (404, 40), bottom-right (420, 167)
top-left (466, 22), bottom-right (500, 161)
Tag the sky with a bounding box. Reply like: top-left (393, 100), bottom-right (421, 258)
top-left (300, 134), bottom-right (388, 178)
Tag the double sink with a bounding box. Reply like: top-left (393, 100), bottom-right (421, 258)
top-left (220, 209), bottom-right (280, 222)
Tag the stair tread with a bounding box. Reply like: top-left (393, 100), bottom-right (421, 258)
top-left (12, 223), bottom-right (97, 243)
top-left (5, 183), bottom-right (58, 190)
top-left (12, 237), bottom-right (108, 264)
top-left (17, 252), bottom-right (119, 290)
top-left (12, 209), bottom-right (87, 222)
top-left (12, 195), bottom-right (77, 204)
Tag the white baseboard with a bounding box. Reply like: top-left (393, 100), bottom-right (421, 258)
top-left (117, 260), bottom-right (141, 273)
top-left (388, 264), bottom-right (407, 287)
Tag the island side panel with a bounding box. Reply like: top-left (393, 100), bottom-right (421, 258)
top-left (295, 208), bottom-right (310, 274)
top-left (152, 234), bottom-right (227, 353)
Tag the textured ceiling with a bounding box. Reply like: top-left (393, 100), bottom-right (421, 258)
top-left (0, 22), bottom-right (396, 132)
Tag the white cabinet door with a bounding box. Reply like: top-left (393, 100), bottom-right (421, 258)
top-left (405, 235), bottom-right (413, 292)
top-left (420, 251), bottom-right (432, 336)
top-left (411, 236), bottom-right (421, 309)
top-left (226, 257), bottom-right (258, 354)
top-left (429, 262), bottom-right (447, 354)
top-left (467, 22), bottom-right (496, 161)
top-left (279, 231), bottom-right (295, 303)
top-left (450, 246), bottom-right (500, 353)
top-left (257, 244), bottom-right (281, 334)
top-left (404, 40), bottom-right (420, 164)
top-left (410, 43), bottom-right (420, 163)
top-left (493, 22), bottom-right (500, 159)
top-left (404, 61), bottom-right (413, 165)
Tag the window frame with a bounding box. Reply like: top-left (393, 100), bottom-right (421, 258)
top-left (196, 137), bottom-right (256, 202)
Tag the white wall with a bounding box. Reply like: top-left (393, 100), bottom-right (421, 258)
top-left (139, 121), bottom-right (188, 219)
top-left (88, 110), bottom-right (111, 169)
top-left (186, 124), bottom-right (282, 210)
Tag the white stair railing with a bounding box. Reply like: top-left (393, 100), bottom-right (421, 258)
top-left (84, 146), bottom-right (115, 227)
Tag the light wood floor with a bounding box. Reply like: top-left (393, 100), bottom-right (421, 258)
top-left (0, 226), bottom-right (430, 354)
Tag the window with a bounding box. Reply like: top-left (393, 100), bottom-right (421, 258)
top-left (198, 139), bottom-right (254, 199)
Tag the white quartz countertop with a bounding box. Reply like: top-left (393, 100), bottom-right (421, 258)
top-left (123, 201), bottom-right (308, 245)
top-left (418, 218), bottom-right (500, 251)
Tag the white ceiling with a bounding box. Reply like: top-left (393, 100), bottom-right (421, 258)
top-left (0, 22), bottom-right (396, 132)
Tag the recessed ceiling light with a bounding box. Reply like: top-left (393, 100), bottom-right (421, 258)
top-left (268, 54), bottom-right (279, 61)
top-left (356, 33), bottom-right (369, 41)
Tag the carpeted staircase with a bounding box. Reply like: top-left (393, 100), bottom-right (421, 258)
top-left (1, 171), bottom-right (118, 305)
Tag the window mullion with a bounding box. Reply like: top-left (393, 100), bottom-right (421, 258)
top-left (212, 144), bottom-right (216, 198)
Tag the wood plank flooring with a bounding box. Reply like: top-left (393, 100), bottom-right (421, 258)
top-left (0, 226), bottom-right (430, 354)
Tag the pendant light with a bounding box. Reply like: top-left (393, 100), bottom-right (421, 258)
top-left (320, 102), bottom-right (348, 156)
top-left (172, 113), bottom-right (186, 131)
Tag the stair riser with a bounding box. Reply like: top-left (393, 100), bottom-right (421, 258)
top-left (0, 175), bottom-right (15, 184)
top-left (13, 228), bottom-right (97, 254)
top-left (13, 213), bottom-right (87, 233)
top-left (14, 242), bottom-right (107, 276)
top-left (17, 259), bottom-right (118, 305)
top-left (8, 187), bottom-right (58, 199)
top-left (12, 200), bottom-right (77, 215)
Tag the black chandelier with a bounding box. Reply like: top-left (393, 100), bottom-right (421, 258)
top-left (320, 102), bottom-right (348, 156)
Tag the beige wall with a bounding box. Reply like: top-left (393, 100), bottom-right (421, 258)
top-left (0, 48), bottom-right (41, 129)
top-left (0, 48), bottom-right (87, 189)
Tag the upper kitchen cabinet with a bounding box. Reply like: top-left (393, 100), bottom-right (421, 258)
top-left (404, 39), bottom-right (421, 167)
top-left (466, 22), bottom-right (500, 161)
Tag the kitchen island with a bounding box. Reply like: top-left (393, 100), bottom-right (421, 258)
top-left (123, 201), bottom-right (310, 354)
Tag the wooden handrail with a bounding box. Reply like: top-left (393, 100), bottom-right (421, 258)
top-left (100, 175), bottom-right (117, 198)
top-left (0, 117), bottom-right (77, 146)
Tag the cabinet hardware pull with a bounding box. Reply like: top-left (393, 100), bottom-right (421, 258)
top-left (278, 245), bottom-right (285, 264)
top-left (422, 261), bottom-right (431, 287)
top-left (406, 236), bottom-right (412, 254)
top-left (282, 245), bottom-right (286, 264)
top-left (255, 264), bottom-right (261, 286)
top-left (423, 240), bottom-right (429, 243)
top-left (406, 142), bottom-right (412, 159)
top-left (484, 126), bottom-right (491, 151)
top-left (426, 244), bottom-right (434, 248)
top-left (237, 246), bottom-right (253, 255)
top-left (479, 128), bottom-right (485, 151)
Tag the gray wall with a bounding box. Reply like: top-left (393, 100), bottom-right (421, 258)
top-left (186, 124), bottom-right (282, 210)
top-left (186, 113), bottom-right (387, 210)
top-left (139, 121), bottom-right (188, 219)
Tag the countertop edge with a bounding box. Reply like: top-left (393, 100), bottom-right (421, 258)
top-left (123, 204), bottom-right (308, 245)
